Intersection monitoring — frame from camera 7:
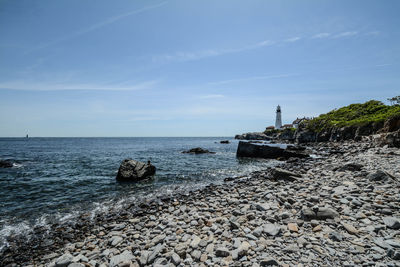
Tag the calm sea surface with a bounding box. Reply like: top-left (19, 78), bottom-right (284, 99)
top-left (0, 137), bottom-right (277, 250)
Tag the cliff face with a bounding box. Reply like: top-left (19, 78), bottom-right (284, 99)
top-left (291, 115), bottom-right (400, 147)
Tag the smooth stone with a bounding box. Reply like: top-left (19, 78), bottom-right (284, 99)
top-left (301, 207), bottom-right (339, 220)
top-left (238, 241), bottom-right (251, 257)
top-left (215, 247), bottom-right (230, 257)
top-left (329, 232), bottom-right (343, 242)
top-left (109, 236), bottom-right (123, 246)
top-left (190, 235), bottom-right (201, 248)
top-left (263, 224), bottom-right (281, 236)
top-left (288, 223), bottom-right (299, 232)
top-left (342, 223), bottom-right (359, 235)
top-left (260, 257), bottom-right (279, 266)
top-left (148, 244), bottom-right (165, 264)
top-left (55, 254), bottom-right (74, 267)
top-left (383, 217), bottom-right (400, 229)
top-left (109, 250), bottom-right (134, 267)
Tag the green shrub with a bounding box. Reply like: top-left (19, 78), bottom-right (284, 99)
top-left (304, 100), bottom-right (400, 132)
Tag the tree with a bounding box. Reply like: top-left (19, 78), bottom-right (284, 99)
top-left (388, 96), bottom-right (400, 105)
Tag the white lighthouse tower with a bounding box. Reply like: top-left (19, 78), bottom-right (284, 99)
top-left (275, 105), bottom-right (282, 130)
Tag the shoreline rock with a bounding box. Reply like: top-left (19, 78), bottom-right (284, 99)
top-left (236, 141), bottom-right (308, 159)
top-left (182, 147), bottom-right (216, 154)
top-left (116, 159), bottom-right (156, 182)
top-left (235, 132), bottom-right (270, 140)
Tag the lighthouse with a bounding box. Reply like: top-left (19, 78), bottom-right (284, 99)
top-left (275, 105), bottom-right (282, 130)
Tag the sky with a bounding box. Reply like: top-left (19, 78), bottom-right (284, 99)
top-left (0, 0), bottom-right (399, 137)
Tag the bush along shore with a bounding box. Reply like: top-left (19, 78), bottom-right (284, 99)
top-left (2, 141), bottom-right (400, 266)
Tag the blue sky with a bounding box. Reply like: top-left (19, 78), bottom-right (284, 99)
top-left (0, 0), bottom-right (399, 137)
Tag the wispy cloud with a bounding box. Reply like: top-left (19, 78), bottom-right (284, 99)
top-left (333, 31), bottom-right (358, 38)
top-left (286, 37), bottom-right (301, 42)
top-left (0, 80), bottom-right (157, 91)
top-left (312, 33), bottom-right (331, 39)
top-left (208, 73), bottom-right (299, 85)
top-left (198, 94), bottom-right (225, 99)
top-left (366, 31), bottom-right (380, 36)
top-left (153, 40), bottom-right (274, 62)
top-left (25, 2), bottom-right (167, 53)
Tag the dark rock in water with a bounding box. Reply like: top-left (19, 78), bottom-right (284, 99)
top-left (182, 147), bottom-right (216, 154)
top-left (236, 141), bottom-right (308, 159)
top-left (335, 163), bottom-right (363, 172)
top-left (220, 140), bottom-right (230, 144)
top-left (116, 159), bottom-right (156, 182)
top-left (0, 160), bottom-right (13, 168)
top-left (235, 132), bottom-right (270, 140)
top-left (270, 168), bottom-right (301, 182)
top-left (301, 207), bottom-right (339, 220)
top-left (367, 170), bottom-right (390, 181)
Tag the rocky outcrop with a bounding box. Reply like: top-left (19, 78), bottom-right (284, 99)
top-left (372, 129), bottom-right (400, 148)
top-left (235, 132), bottom-right (270, 140)
top-left (288, 116), bottom-right (400, 147)
top-left (116, 159), bottom-right (156, 182)
top-left (295, 131), bottom-right (317, 144)
top-left (220, 140), bottom-right (230, 144)
top-left (236, 141), bottom-right (308, 159)
top-left (0, 160), bottom-right (13, 168)
top-left (182, 148), bottom-right (216, 154)
top-left (277, 129), bottom-right (295, 142)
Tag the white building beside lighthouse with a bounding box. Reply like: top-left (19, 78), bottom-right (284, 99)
top-left (275, 105), bottom-right (282, 130)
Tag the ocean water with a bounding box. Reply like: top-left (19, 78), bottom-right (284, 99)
top-left (0, 137), bottom-right (277, 251)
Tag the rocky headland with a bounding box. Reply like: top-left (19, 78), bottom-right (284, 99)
top-left (236, 100), bottom-right (400, 148)
top-left (2, 140), bottom-right (400, 267)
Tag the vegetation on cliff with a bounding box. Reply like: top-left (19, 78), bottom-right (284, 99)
top-left (304, 100), bottom-right (400, 132)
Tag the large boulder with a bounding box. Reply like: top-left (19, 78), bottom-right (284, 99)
top-left (301, 207), bottom-right (339, 220)
top-left (116, 159), bottom-right (156, 182)
top-left (236, 141), bottom-right (308, 159)
top-left (182, 147), bottom-right (216, 154)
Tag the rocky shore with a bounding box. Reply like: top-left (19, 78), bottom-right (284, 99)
top-left (2, 141), bottom-right (400, 267)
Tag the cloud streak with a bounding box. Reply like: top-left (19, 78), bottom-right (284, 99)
top-left (153, 40), bottom-right (274, 62)
top-left (25, 2), bottom-right (167, 53)
top-left (198, 94), bottom-right (225, 99)
top-left (208, 73), bottom-right (299, 85)
top-left (286, 37), bottom-right (301, 42)
top-left (154, 29), bottom-right (365, 63)
top-left (333, 31), bottom-right (358, 38)
top-left (312, 33), bottom-right (331, 39)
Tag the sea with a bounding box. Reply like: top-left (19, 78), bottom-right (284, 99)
top-left (0, 137), bottom-right (278, 251)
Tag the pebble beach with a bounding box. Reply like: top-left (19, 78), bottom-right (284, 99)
top-left (2, 141), bottom-right (400, 267)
